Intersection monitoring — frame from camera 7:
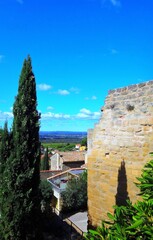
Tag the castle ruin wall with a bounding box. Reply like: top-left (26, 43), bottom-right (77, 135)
top-left (87, 80), bottom-right (153, 227)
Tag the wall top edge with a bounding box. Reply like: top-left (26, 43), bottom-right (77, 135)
top-left (108, 80), bottom-right (153, 95)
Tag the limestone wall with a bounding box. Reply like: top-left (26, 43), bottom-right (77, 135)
top-left (87, 80), bottom-right (153, 227)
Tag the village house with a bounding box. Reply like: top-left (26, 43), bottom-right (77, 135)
top-left (47, 168), bottom-right (86, 211)
top-left (50, 151), bottom-right (86, 171)
top-left (40, 169), bottom-right (62, 180)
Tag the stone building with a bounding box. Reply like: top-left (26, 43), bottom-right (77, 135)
top-left (50, 151), bottom-right (85, 171)
top-left (87, 80), bottom-right (153, 227)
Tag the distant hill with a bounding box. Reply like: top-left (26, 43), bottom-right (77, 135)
top-left (39, 131), bottom-right (87, 143)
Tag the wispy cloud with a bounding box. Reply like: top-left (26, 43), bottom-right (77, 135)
top-left (102, 0), bottom-right (121, 7)
top-left (0, 55), bottom-right (4, 63)
top-left (85, 95), bottom-right (97, 100)
top-left (110, 48), bottom-right (118, 55)
top-left (110, 0), bottom-right (121, 7)
top-left (0, 111), bottom-right (13, 120)
top-left (37, 84), bottom-right (52, 91)
top-left (76, 108), bottom-right (101, 120)
top-left (41, 112), bottom-right (70, 119)
top-left (103, 48), bottom-right (119, 57)
top-left (16, 0), bottom-right (24, 4)
top-left (40, 108), bottom-right (101, 121)
top-left (47, 106), bottom-right (54, 110)
top-left (70, 87), bottom-right (80, 94)
top-left (92, 96), bottom-right (97, 100)
top-left (57, 89), bottom-right (70, 95)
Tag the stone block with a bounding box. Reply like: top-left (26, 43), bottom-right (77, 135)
top-left (87, 80), bottom-right (152, 228)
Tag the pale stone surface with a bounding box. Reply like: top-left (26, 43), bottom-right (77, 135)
top-left (87, 80), bottom-right (153, 227)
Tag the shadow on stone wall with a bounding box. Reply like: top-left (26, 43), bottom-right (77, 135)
top-left (115, 160), bottom-right (130, 206)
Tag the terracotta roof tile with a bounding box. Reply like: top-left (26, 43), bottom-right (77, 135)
top-left (59, 151), bottom-right (86, 162)
top-left (47, 167), bottom-right (86, 180)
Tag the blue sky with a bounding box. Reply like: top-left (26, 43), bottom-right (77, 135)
top-left (0, 0), bottom-right (153, 131)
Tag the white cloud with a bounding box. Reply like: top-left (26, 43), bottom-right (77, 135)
top-left (4, 112), bottom-right (13, 118)
top-left (80, 108), bottom-right (91, 115)
top-left (0, 111), bottom-right (13, 120)
top-left (57, 89), bottom-right (70, 95)
top-left (47, 106), bottom-right (54, 110)
top-left (76, 108), bottom-right (101, 120)
top-left (37, 84), bottom-right (52, 91)
top-left (41, 112), bottom-right (70, 119)
top-left (40, 107), bottom-right (101, 122)
top-left (76, 112), bottom-right (90, 119)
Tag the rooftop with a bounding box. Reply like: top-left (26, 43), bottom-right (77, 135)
top-left (47, 168), bottom-right (86, 191)
top-left (58, 151), bottom-right (86, 162)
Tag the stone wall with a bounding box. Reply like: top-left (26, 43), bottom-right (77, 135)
top-left (87, 80), bottom-right (153, 227)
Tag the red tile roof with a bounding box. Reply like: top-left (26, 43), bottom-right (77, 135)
top-left (59, 151), bottom-right (86, 162)
top-left (47, 167), bottom-right (86, 180)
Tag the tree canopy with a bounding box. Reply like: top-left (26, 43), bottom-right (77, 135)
top-left (62, 170), bottom-right (87, 212)
top-left (41, 147), bottom-right (49, 170)
top-left (0, 56), bottom-right (42, 240)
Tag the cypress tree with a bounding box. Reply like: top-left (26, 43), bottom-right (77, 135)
top-left (0, 122), bottom-right (12, 239)
top-left (41, 147), bottom-right (49, 170)
top-left (0, 122), bottom-right (10, 210)
top-left (0, 122), bottom-right (10, 176)
top-left (1, 56), bottom-right (42, 239)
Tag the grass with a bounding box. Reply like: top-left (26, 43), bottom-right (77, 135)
top-left (42, 142), bottom-right (76, 152)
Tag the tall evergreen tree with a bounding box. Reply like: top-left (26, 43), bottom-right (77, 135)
top-left (41, 147), bottom-right (49, 170)
top-left (0, 122), bottom-right (10, 210)
top-left (1, 56), bottom-right (42, 240)
top-left (0, 122), bottom-right (10, 176)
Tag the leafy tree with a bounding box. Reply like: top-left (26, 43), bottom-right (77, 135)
top-left (85, 159), bottom-right (153, 240)
top-left (81, 137), bottom-right (87, 147)
top-left (0, 56), bottom-right (42, 240)
top-left (40, 180), bottom-right (53, 212)
top-left (62, 170), bottom-right (87, 212)
top-left (41, 147), bottom-right (49, 170)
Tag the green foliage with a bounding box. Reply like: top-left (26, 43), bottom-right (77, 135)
top-left (0, 56), bottom-right (42, 240)
top-left (40, 180), bottom-right (53, 212)
top-left (41, 147), bottom-right (49, 170)
top-left (84, 222), bottom-right (109, 240)
top-left (62, 171), bottom-right (87, 212)
top-left (0, 122), bottom-right (11, 175)
top-left (85, 159), bottom-right (153, 240)
top-left (0, 122), bottom-right (12, 238)
top-left (42, 142), bottom-right (75, 151)
top-left (81, 137), bottom-right (87, 147)
top-left (136, 159), bottom-right (153, 200)
top-left (0, 128), bottom-right (4, 140)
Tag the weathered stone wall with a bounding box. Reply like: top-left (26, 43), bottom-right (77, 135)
top-left (87, 80), bottom-right (153, 227)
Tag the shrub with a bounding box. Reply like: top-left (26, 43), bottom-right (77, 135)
top-left (61, 171), bottom-right (87, 212)
top-left (40, 180), bottom-right (53, 212)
